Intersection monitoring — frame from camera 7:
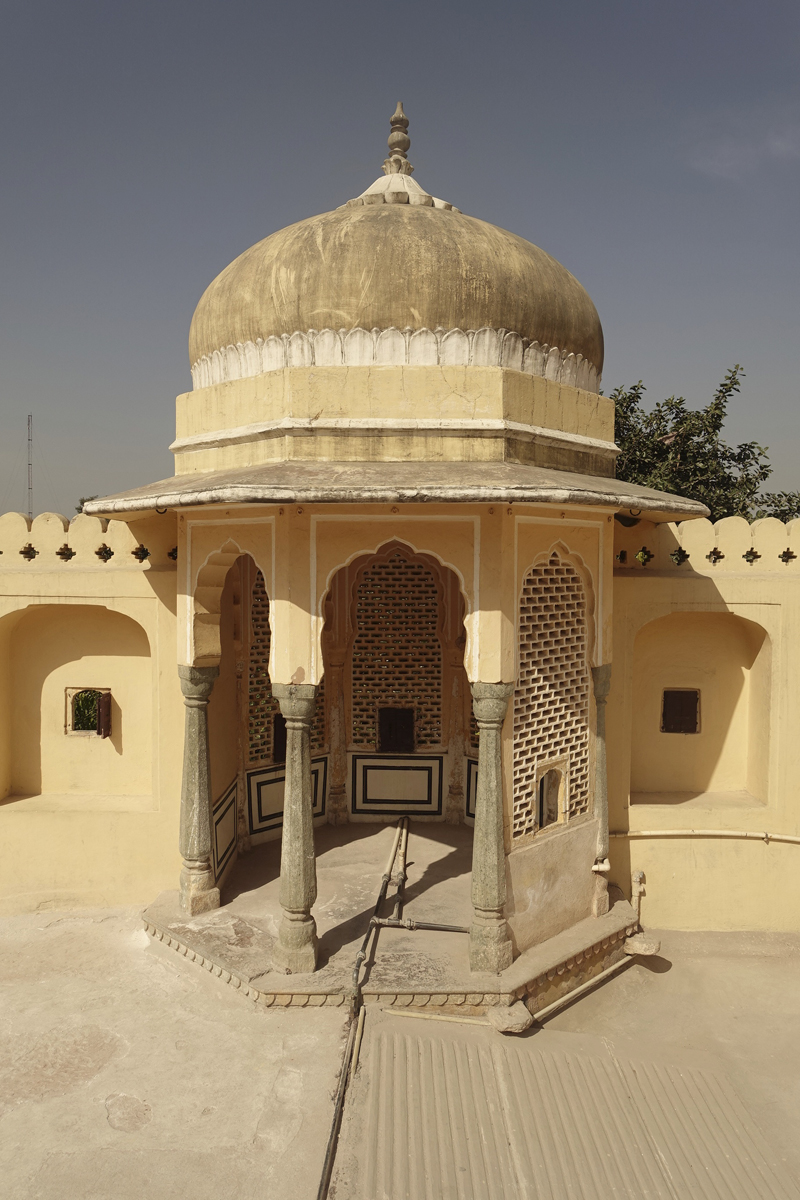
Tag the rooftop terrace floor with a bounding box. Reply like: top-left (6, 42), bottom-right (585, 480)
top-left (1, 892), bottom-right (798, 1197)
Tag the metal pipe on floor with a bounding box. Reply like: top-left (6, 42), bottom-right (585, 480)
top-left (351, 818), bottom-right (406, 998)
top-left (531, 955), bottom-right (634, 1023)
top-left (316, 1012), bottom-right (359, 1200)
top-left (391, 819), bottom-right (409, 921)
top-left (372, 916), bottom-right (470, 934)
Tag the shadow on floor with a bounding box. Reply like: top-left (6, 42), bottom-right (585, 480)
top-left (220, 819), bottom-right (474, 966)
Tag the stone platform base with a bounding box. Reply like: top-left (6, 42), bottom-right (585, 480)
top-left (143, 893), bottom-right (638, 1015)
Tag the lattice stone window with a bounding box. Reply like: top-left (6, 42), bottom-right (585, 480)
top-left (351, 548), bottom-right (442, 749)
top-left (513, 551), bottom-right (590, 839)
top-left (247, 569), bottom-right (325, 763)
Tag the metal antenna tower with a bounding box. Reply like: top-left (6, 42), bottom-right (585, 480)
top-left (27, 414), bottom-right (33, 520)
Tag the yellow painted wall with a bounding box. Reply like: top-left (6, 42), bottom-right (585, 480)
top-left (5, 605), bottom-right (152, 797)
top-left (8, 502), bottom-right (799, 939)
top-left (173, 367), bottom-right (616, 474)
top-left (0, 511), bottom-right (185, 914)
top-left (630, 612), bottom-right (768, 799)
top-left (608, 515), bottom-right (800, 931)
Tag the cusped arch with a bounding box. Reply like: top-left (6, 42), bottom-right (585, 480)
top-left (319, 535), bottom-right (474, 679)
top-left (192, 539), bottom-right (271, 664)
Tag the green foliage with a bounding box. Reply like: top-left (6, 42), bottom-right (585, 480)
top-left (72, 689), bottom-right (99, 731)
top-left (612, 366), bottom-right (800, 523)
top-left (752, 492), bottom-right (800, 522)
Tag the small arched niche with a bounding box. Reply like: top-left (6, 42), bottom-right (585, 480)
top-left (630, 611), bottom-right (770, 806)
top-left (0, 604), bottom-right (151, 801)
top-left (537, 766), bottom-right (564, 829)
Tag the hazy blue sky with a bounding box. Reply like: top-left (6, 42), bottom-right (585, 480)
top-left (1, 0), bottom-right (798, 515)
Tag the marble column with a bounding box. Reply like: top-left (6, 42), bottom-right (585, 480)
top-left (469, 682), bottom-right (515, 974)
top-left (591, 664), bottom-right (612, 917)
top-left (272, 682), bottom-right (319, 974)
top-left (178, 664), bottom-right (220, 916)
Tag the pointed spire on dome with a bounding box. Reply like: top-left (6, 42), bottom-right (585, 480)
top-left (342, 104), bottom-right (460, 210)
top-left (383, 101), bottom-right (414, 176)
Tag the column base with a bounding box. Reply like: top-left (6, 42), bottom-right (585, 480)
top-left (592, 874), bottom-right (610, 917)
top-left (273, 912), bottom-right (319, 975)
top-left (179, 862), bottom-right (220, 916)
top-left (469, 914), bottom-right (513, 974)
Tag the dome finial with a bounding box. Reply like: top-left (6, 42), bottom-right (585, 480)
top-left (383, 101), bottom-right (414, 176)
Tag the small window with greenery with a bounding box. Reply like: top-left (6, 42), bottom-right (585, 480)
top-left (66, 688), bottom-right (112, 738)
top-left (661, 689), bottom-right (700, 734)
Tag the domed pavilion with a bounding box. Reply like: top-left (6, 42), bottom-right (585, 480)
top-left (86, 105), bottom-right (704, 989)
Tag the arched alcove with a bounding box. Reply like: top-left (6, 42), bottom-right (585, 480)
top-left (206, 555), bottom-right (328, 876)
top-left (0, 604), bottom-right (151, 801)
top-left (630, 611), bottom-right (771, 804)
top-left (322, 539), bottom-right (471, 822)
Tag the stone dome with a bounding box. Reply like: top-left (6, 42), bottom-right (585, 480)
top-left (188, 106), bottom-right (604, 393)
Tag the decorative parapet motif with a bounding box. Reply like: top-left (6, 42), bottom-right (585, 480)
top-left (614, 515), bottom-right (800, 575)
top-left (0, 511), bottom-right (177, 568)
top-left (190, 326), bottom-right (602, 394)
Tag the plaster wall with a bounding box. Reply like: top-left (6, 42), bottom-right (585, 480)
top-left (0, 510), bottom-right (185, 913)
top-left (6, 605), bottom-right (152, 796)
top-left (172, 368), bottom-right (616, 475)
top-left (630, 612), bottom-right (768, 799)
top-left (608, 515), bottom-right (800, 931)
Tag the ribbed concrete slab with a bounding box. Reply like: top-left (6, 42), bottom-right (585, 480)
top-left (344, 1018), bottom-right (799, 1200)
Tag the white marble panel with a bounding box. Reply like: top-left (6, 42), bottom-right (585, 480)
top-left (408, 328), bottom-right (438, 364)
top-left (288, 331), bottom-right (312, 368)
top-left (314, 328), bottom-right (342, 366)
top-left (439, 328), bottom-right (469, 365)
top-left (523, 341), bottom-right (545, 376)
top-left (545, 346), bottom-right (561, 381)
top-left (471, 327), bottom-right (501, 366)
top-left (376, 327), bottom-right (406, 364)
top-left (262, 336), bottom-right (286, 372)
top-left (562, 352), bottom-right (578, 386)
top-left (501, 331), bottom-right (524, 371)
top-left (344, 327), bottom-right (375, 365)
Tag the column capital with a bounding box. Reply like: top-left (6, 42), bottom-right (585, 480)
top-left (471, 681), bottom-right (515, 726)
top-left (272, 682), bottom-right (318, 723)
top-left (591, 663), bottom-right (612, 704)
top-left (178, 664), bottom-right (219, 704)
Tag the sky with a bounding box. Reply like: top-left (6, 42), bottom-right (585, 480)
top-left (0, 0), bottom-right (798, 516)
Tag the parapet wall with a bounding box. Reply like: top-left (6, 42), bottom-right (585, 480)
top-left (0, 511), bottom-right (178, 572)
top-left (613, 515), bottom-right (800, 575)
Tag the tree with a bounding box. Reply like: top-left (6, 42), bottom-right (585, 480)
top-left (612, 366), bottom-right (800, 523)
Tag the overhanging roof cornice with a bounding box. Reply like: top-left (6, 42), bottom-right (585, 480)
top-left (84, 461), bottom-right (709, 524)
